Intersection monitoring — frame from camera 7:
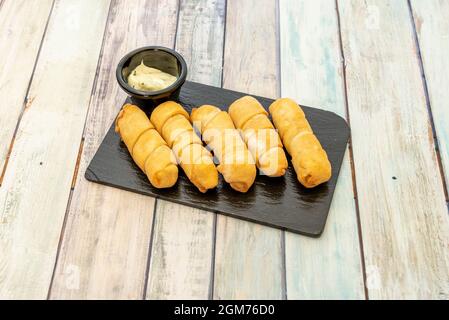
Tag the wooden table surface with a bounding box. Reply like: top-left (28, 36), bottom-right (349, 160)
top-left (0, 0), bottom-right (448, 300)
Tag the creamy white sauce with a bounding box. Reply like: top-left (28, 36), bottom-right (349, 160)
top-left (127, 61), bottom-right (177, 91)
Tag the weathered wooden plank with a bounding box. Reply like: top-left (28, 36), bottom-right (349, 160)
top-left (213, 0), bottom-right (284, 300)
top-left (280, 0), bottom-right (365, 299)
top-left (339, 0), bottom-right (449, 299)
top-left (51, 188), bottom-right (155, 299)
top-left (0, 0), bottom-right (53, 177)
top-left (146, 202), bottom-right (215, 299)
top-left (176, 0), bottom-right (225, 85)
top-left (0, 0), bottom-right (110, 299)
top-left (410, 0), bottom-right (449, 192)
top-left (146, 0), bottom-right (225, 300)
top-left (49, 0), bottom-right (178, 299)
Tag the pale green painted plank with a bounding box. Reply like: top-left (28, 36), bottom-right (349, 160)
top-left (280, 0), bottom-right (365, 299)
top-left (339, 0), bottom-right (449, 299)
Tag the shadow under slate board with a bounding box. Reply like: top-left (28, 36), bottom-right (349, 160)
top-left (86, 81), bottom-right (350, 237)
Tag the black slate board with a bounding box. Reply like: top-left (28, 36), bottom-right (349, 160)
top-left (86, 81), bottom-right (350, 237)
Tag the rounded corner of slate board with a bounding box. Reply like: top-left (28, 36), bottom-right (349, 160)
top-left (84, 167), bottom-right (97, 182)
top-left (309, 225), bottom-right (326, 238)
top-left (85, 81), bottom-right (350, 237)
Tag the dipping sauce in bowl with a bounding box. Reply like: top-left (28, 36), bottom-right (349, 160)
top-left (127, 61), bottom-right (177, 92)
top-left (116, 46), bottom-right (188, 105)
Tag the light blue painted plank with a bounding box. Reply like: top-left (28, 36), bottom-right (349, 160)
top-left (280, 0), bottom-right (365, 299)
